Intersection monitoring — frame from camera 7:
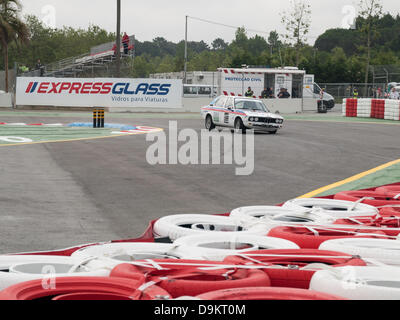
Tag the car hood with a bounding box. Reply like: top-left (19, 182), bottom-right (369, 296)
top-left (240, 110), bottom-right (284, 120)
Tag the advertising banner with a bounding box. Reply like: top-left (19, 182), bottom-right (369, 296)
top-left (16, 77), bottom-right (183, 108)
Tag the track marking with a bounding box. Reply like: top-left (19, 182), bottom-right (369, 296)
top-left (297, 158), bottom-right (400, 198)
top-left (0, 127), bottom-right (164, 147)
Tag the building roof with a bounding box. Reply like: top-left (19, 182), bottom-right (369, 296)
top-left (218, 67), bottom-right (306, 75)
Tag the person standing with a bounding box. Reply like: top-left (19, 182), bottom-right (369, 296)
top-left (377, 87), bottom-right (382, 98)
top-left (353, 88), bottom-right (359, 99)
top-left (122, 32), bottom-right (130, 55)
top-left (261, 88), bottom-right (270, 98)
top-left (35, 59), bottom-right (44, 77)
top-left (245, 87), bottom-right (254, 97)
top-left (390, 88), bottom-right (399, 100)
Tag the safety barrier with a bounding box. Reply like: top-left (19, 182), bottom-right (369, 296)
top-left (93, 108), bottom-right (105, 128)
top-left (343, 98), bottom-right (400, 120)
top-left (1, 182), bottom-right (400, 300)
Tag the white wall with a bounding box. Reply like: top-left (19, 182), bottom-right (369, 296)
top-left (0, 93), bottom-right (13, 108)
top-left (109, 97), bottom-right (305, 114)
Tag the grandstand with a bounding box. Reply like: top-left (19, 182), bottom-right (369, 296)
top-left (20, 35), bottom-right (135, 78)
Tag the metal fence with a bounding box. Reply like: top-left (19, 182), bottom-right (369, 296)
top-left (318, 83), bottom-right (390, 102)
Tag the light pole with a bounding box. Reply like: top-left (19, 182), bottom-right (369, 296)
top-left (184, 15), bottom-right (188, 84)
top-left (116, 0), bottom-right (121, 78)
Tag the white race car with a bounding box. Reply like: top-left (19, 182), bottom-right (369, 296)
top-left (201, 96), bottom-right (284, 134)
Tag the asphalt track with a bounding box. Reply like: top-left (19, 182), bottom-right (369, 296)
top-left (1, 110), bottom-right (400, 253)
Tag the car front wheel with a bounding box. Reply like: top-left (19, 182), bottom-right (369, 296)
top-left (205, 115), bottom-right (216, 131)
top-left (234, 118), bottom-right (246, 134)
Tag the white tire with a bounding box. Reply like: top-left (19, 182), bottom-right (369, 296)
top-left (309, 266), bottom-right (400, 300)
top-left (282, 198), bottom-right (378, 218)
top-left (171, 233), bottom-right (299, 261)
top-left (0, 256), bottom-right (114, 291)
top-left (71, 242), bottom-right (182, 261)
top-left (0, 255), bottom-right (80, 270)
top-left (153, 214), bottom-right (271, 241)
top-left (319, 238), bottom-right (400, 266)
top-left (230, 206), bottom-right (303, 219)
top-left (230, 206), bottom-right (336, 227)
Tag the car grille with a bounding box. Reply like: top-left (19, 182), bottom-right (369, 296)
top-left (257, 118), bottom-right (277, 124)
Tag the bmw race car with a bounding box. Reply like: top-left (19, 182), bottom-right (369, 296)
top-left (201, 96), bottom-right (284, 134)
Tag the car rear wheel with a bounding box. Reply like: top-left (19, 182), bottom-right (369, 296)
top-left (205, 115), bottom-right (215, 131)
top-left (268, 130), bottom-right (278, 134)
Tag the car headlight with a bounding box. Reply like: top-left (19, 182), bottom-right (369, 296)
top-left (254, 118), bottom-right (259, 122)
top-left (249, 117), bottom-right (254, 122)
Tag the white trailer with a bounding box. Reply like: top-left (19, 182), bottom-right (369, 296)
top-left (217, 67), bottom-right (335, 112)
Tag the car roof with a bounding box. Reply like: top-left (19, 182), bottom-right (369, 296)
top-left (220, 96), bottom-right (262, 101)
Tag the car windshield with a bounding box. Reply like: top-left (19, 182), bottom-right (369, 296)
top-left (235, 99), bottom-right (269, 112)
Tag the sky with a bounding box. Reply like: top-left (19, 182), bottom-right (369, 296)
top-left (20, 0), bottom-right (400, 45)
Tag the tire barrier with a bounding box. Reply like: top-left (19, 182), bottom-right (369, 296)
top-left (309, 266), bottom-right (400, 300)
top-left (0, 256), bottom-right (117, 290)
top-left (223, 249), bottom-right (366, 289)
top-left (334, 190), bottom-right (400, 207)
top-left (230, 206), bottom-right (336, 225)
top-left (380, 206), bottom-right (400, 217)
top-left (110, 260), bottom-right (271, 298)
top-left (267, 225), bottom-right (390, 249)
top-left (71, 243), bottom-right (183, 261)
top-left (334, 215), bottom-right (400, 230)
top-left (0, 276), bottom-right (171, 300)
top-left (342, 98), bottom-right (400, 121)
top-left (1, 183), bottom-right (400, 300)
top-left (171, 233), bottom-right (299, 261)
top-left (195, 286), bottom-right (346, 300)
top-left (153, 214), bottom-right (271, 241)
top-left (319, 238), bottom-right (400, 266)
top-left (281, 198), bottom-right (378, 218)
top-left (376, 186), bottom-right (400, 199)
top-left (343, 98), bottom-right (358, 117)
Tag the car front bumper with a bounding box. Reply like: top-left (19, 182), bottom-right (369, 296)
top-left (244, 122), bottom-right (283, 131)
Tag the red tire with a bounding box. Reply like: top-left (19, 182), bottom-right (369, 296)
top-left (334, 191), bottom-right (400, 207)
top-left (267, 226), bottom-right (389, 249)
top-left (0, 277), bottom-right (170, 300)
top-left (223, 249), bottom-right (366, 289)
top-left (52, 292), bottom-right (134, 300)
top-left (375, 186), bottom-right (400, 198)
top-left (111, 260), bottom-right (271, 298)
top-left (196, 287), bottom-right (346, 300)
top-left (335, 216), bottom-right (400, 231)
top-left (380, 206), bottom-right (400, 217)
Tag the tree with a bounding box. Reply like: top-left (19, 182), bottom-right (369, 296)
top-left (0, 0), bottom-right (28, 92)
top-left (357, 0), bottom-right (383, 88)
top-left (280, 0), bottom-right (311, 66)
top-left (231, 27), bottom-right (248, 51)
top-left (211, 38), bottom-right (228, 51)
top-left (268, 30), bottom-right (281, 54)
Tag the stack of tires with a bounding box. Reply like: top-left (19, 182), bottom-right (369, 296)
top-left (343, 98), bottom-right (400, 121)
top-left (356, 99), bottom-right (372, 118)
top-left (342, 98), bottom-right (358, 117)
top-left (384, 99), bottom-right (400, 121)
top-left (1, 184), bottom-right (400, 300)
